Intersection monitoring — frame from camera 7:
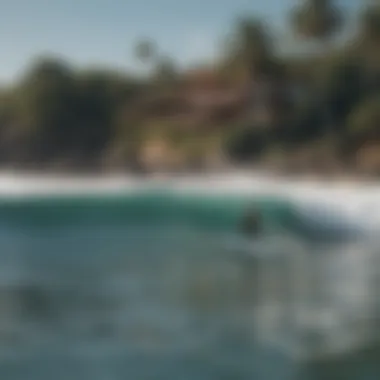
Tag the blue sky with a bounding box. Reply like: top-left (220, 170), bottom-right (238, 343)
top-left (0, 0), bottom-right (361, 83)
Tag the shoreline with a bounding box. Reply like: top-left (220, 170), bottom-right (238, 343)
top-left (0, 167), bottom-right (378, 187)
top-left (0, 169), bottom-right (379, 213)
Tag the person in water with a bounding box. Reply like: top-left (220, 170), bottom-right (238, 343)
top-left (239, 207), bottom-right (263, 237)
top-left (236, 207), bottom-right (263, 326)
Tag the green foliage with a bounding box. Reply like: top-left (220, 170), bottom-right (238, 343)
top-left (290, 0), bottom-right (342, 41)
top-left (223, 125), bottom-right (270, 163)
top-left (11, 57), bottom-right (77, 159)
top-left (0, 2), bottom-right (379, 173)
top-left (133, 38), bottom-right (157, 63)
top-left (359, 4), bottom-right (380, 45)
top-left (222, 17), bottom-right (274, 77)
top-left (348, 95), bottom-right (380, 136)
top-left (1, 56), bottom-right (142, 166)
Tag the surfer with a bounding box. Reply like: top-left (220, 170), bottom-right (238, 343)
top-left (239, 206), bottom-right (263, 237)
top-left (236, 207), bottom-right (263, 327)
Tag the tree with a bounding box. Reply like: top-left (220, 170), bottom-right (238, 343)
top-left (357, 2), bottom-right (380, 75)
top-left (134, 39), bottom-right (156, 62)
top-left (290, 0), bottom-right (342, 47)
top-left (133, 38), bottom-right (158, 77)
top-left (348, 94), bottom-right (380, 138)
top-left (222, 17), bottom-right (274, 79)
top-left (223, 124), bottom-right (269, 163)
top-left (289, 1), bottom-right (344, 138)
top-left (14, 56), bottom-right (77, 163)
top-left (359, 2), bottom-right (380, 45)
top-left (74, 69), bottom-right (141, 161)
top-left (346, 94), bottom-right (380, 173)
top-left (5, 57), bottom-right (143, 169)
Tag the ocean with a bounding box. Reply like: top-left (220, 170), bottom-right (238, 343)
top-left (0, 173), bottom-right (379, 379)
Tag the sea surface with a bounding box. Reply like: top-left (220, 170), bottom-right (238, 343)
top-left (0, 173), bottom-right (379, 379)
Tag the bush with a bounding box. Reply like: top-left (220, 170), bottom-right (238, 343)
top-left (223, 125), bottom-right (270, 163)
top-left (348, 95), bottom-right (380, 137)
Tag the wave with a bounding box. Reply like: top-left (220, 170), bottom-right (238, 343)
top-left (0, 172), bottom-right (378, 237)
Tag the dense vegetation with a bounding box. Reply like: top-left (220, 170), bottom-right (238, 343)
top-left (1, 0), bottom-right (380, 175)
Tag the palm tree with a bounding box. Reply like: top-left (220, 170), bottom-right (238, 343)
top-left (289, 0), bottom-right (343, 136)
top-left (223, 17), bottom-right (291, 134)
top-left (133, 38), bottom-right (158, 76)
top-left (290, 0), bottom-right (342, 48)
top-left (224, 17), bottom-right (273, 79)
top-left (359, 2), bottom-right (380, 49)
top-left (355, 1), bottom-right (380, 96)
top-left (134, 38), bottom-right (156, 62)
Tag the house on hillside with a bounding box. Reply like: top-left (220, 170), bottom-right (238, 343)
top-left (122, 67), bottom-right (297, 132)
top-left (121, 68), bottom-right (249, 128)
top-left (179, 68), bottom-right (248, 125)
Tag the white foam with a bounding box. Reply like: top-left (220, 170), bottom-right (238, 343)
top-left (0, 171), bottom-right (379, 230)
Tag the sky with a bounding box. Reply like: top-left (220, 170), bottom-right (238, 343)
top-left (0, 0), bottom-right (362, 83)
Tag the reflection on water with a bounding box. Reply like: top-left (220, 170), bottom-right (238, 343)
top-left (0, 222), bottom-right (379, 379)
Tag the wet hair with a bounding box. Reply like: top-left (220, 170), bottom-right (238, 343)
top-left (239, 207), bottom-right (262, 237)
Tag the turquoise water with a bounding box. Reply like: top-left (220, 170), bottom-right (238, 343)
top-left (0, 191), bottom-right (378, 379)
